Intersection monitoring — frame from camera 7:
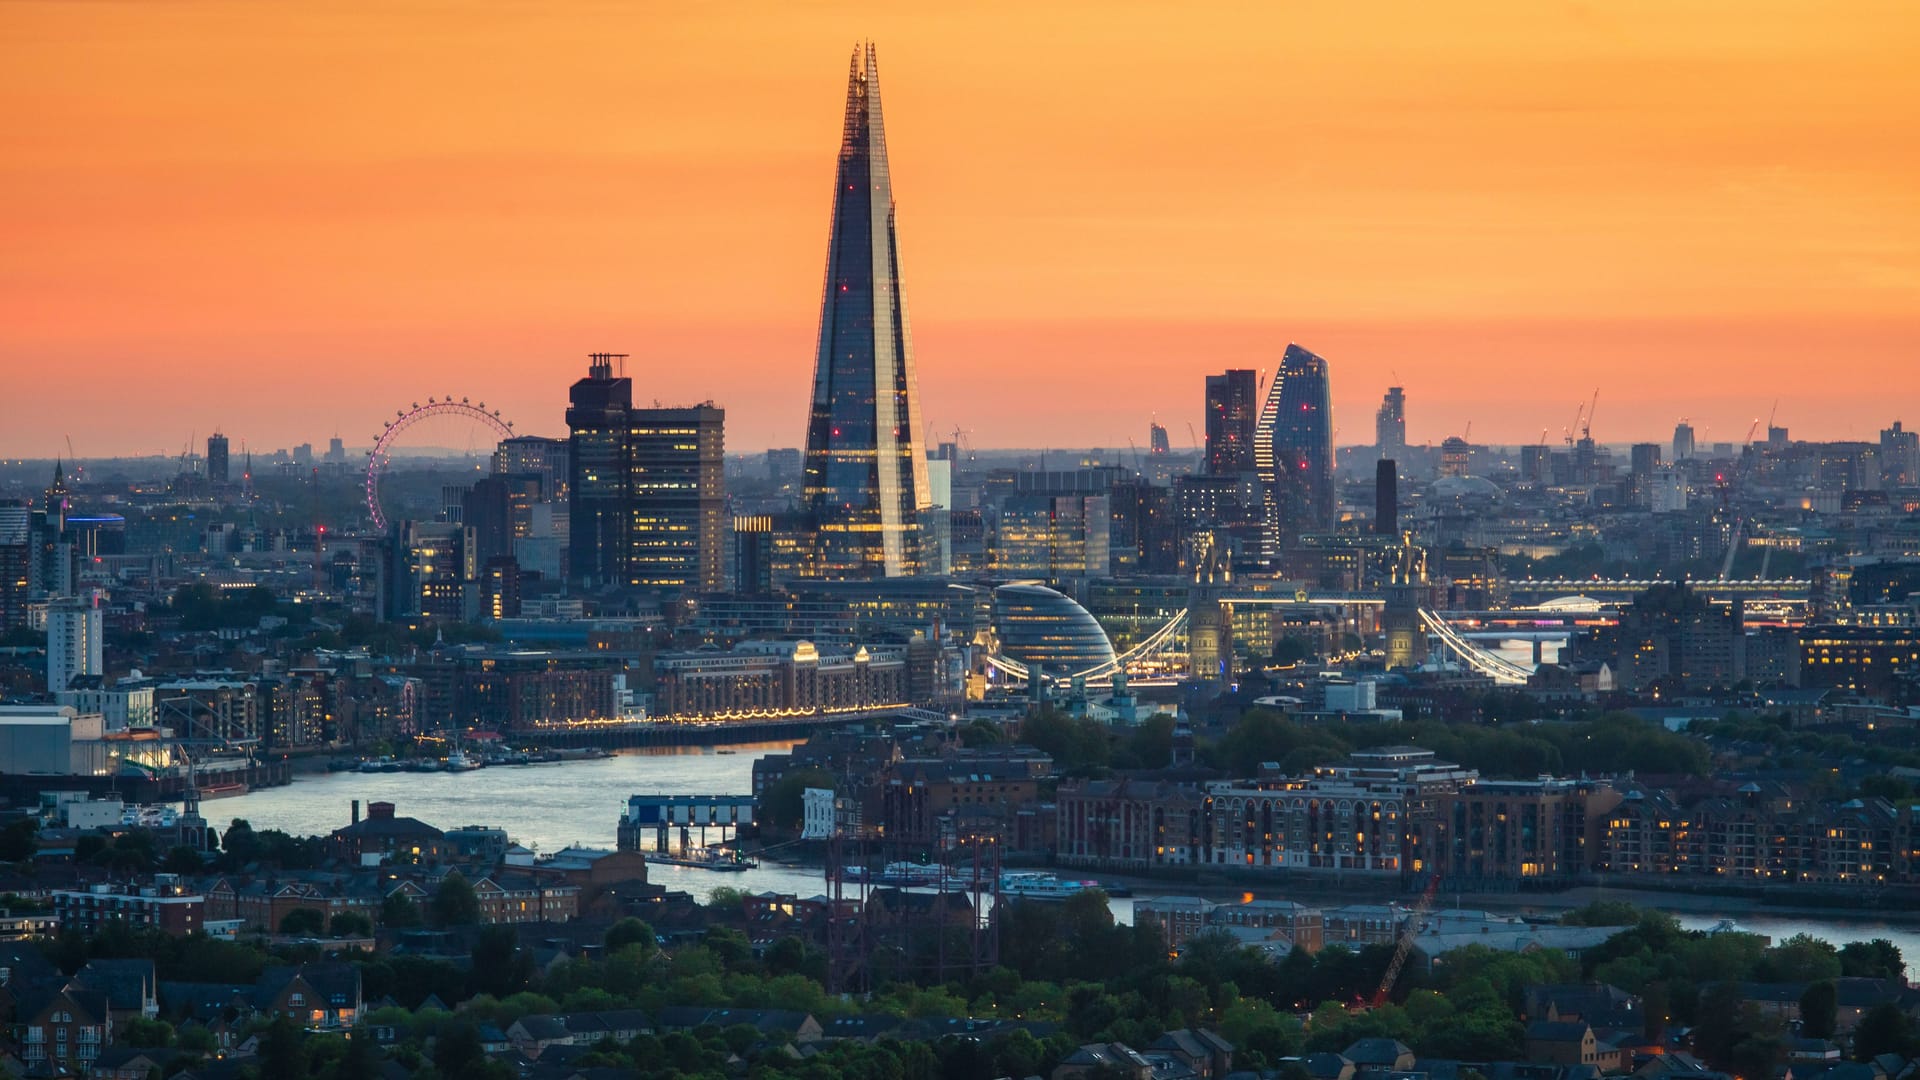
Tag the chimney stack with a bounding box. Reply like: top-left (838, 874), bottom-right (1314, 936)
top-left (351, 799), bottom-right (360, 825)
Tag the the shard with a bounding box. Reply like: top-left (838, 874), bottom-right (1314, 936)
top-left (802, 43), bottom-right (933, 579)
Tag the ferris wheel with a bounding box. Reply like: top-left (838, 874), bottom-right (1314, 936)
top-left (365, 396), bottom-right (515, 531)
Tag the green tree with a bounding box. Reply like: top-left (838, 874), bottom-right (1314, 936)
top-left (279, 908), bottom-right (326, 936)
top-left (1839, 939), bottom-right (1906, 979)
top-left (380, 891), bottom-right (423, 928)
top-left (0, 819), bottom-right (38, 862)
top-left (469, 926), bottom-right (532, 999)
top-left (430, 873), bottom-right (479, 927)
top-left (259, 1015), bottom-right (310, 1080)
top-left (162, 845), bottom-right (205, 874)
top-left (1800, 980), bottom-right (1838, 1040)
top-left (1854, 1003), bottom-right (1920, 1061)
top-left (119, 1018), bottom-right (174, 1047)
top-left (328, 912), bottom-right (374, 938)
top-left (604, 918), bottom-right (658, 957)
top-left (762, 769), bottom-right (835, 833)
top-left (1757, 934), bottom-right (1842, 982)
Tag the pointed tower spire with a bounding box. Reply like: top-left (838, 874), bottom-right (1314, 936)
top-left (802, 43), bottom-right (934, 579)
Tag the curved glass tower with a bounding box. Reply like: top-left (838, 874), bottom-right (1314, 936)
top-left (1256, 343), bottom-right (1336, 547)
top-left (802, 43), bottom-right (933, 579)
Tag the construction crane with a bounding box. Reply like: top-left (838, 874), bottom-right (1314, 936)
top-left (1371, 872), bottom-right (1443, 1007)
top-left (1717, 419), bottom-right (1766, 580)
top-left (1581, 389), bottom-right (1600, 441)
top-left (1186, 422), bottom-right (1200, 453)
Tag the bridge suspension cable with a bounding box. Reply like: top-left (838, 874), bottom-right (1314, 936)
top-left (1418, 609), bottom-right (1533, 685)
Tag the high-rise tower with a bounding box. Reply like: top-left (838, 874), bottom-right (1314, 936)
top-left (1375, 387), bottom-right (1406, 457)
top-left (1204, 370), bottom-right (1259, 475)
top-left (567, 353), bottom-right (634, 589)
top-left (1256, 343), bottom-right (1336, 546)
top-left (207, 433), bottom-right (230, 484)
top-left (802, 44), bottom-right (933, 579)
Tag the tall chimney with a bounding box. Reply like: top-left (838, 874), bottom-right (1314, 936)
top-left (1375, 459), bottom-right (1398, 535)
top-left (351, 799), bottom-right (360, 825)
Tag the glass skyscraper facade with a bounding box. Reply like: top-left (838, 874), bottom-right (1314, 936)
top-left (1204, 369), bottom-right (1259, 476)
top-left (802, 44), bottom-right (933, 579)
top-left (1257, 343), bottom-right (1336, 545)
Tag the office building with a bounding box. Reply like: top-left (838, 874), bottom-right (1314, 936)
top-left (766, 448), bottom-right (803, 488)
top-left (493, 435), bottom-right (570, 502)
top-left (627, 403), bottom-right (726, 592)
top-left (388, 521), bottom-right (476, 622)
top-left (1673, 421), bottom-right (1696, 461)
top-left (1375, 459), bottom-right (1398, 535)
top-left (801, 44), bottom-right (935, 579)
top-left (566, 352), bottom-right (633, 588)
top-left (732, 515), bottom-right (777, 595)
top-left (1376, 386), bottom-right (1406, 457)
top-left (1882, 421), bottom-right (1918, 487)
top-left (1204, 369), bottom-right (1259, 475)
top-left (1257, 343), bottom-right (1336, 543)
top-left (1148, 422), bottom-right (1171, 457)
top-left (992, 493), bottom-right (1111, 581)
top-left (565, 354), bottom-right (726, 593)
top-left (0, 503), bottom-right (28, 633)
top-left (1630, 443), bottom-right (1661, 479)
top-left (992, 583), bottom-right (1116, 677)
top-left (46, 593), bottom-right (102, 694)
top-left (206, 433), bottom-right (230, 484)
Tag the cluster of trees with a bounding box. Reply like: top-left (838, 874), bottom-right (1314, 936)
top-left (1015, 710), bottom-right (1174, 776)
top-left (21, 884), bottom-right (1913, 1080)
top-left (1566, 906), bottom-right (1908, 1077)
top-left (167, 583), bottom-right (294, 632)
top-left (1204, 710), bottom-right (1710, 779)
top-left (1693, 714), bottom-right (1920, 776)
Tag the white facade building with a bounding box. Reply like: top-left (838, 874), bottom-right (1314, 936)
top-left (801, 787), bottom-right (837, 840)
top-left (46, 594), bottom-right (103, 694)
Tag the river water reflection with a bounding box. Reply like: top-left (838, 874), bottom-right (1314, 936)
top-left (206, 742), bottom-right (1918, 973)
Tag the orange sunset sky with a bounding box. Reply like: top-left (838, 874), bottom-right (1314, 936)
top-left (4, 1), bottom-right (1917, 458)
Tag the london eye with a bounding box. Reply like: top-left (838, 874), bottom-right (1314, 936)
top-left (365, 397), bottom-right (515, 531)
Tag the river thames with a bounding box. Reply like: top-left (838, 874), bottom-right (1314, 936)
top-left (205, 741), bottom-right (1917, 974)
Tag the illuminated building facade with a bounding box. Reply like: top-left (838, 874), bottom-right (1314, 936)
top-left (801, 44), bottom-right (934, 579)
top-left (1204, 369), bottom-right (1259, 475)
top-left (1256, 343), bottom-right (1336, 547)
top-left (991, 582), bottom-right (1116, 677)
top-left (565, 353), bottom-right (726, 593)
top-left (627, 404), bottom-right (725, 592)
top-left (1201, 748), bottom-right (1476, 877)
top-left (652, 640), bottom-right (910, 719)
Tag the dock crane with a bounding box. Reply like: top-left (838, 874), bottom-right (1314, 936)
top-left (1370, 871), bottom-right (1443, 1007)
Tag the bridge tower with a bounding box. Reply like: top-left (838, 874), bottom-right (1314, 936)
top-left (1187, 532), bottom-right (1234, 689)
top-left (1383, 532), bottom-right (1432, 670)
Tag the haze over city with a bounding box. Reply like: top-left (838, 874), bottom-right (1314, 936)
top-left (5, 0), bottom-right (1918, 457)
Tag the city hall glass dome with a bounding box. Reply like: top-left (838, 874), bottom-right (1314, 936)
top-left (992, 583), bottom-right (1117, 676)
